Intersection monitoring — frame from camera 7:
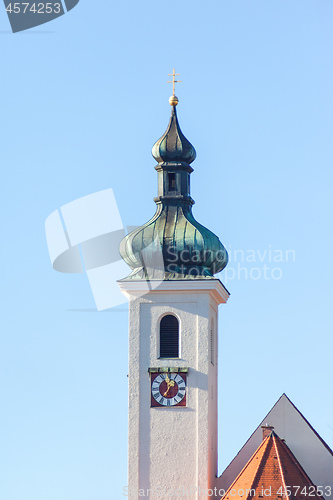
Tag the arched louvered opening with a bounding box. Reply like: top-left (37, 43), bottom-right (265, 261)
top-left (160, 315), bottom-right (179, 358)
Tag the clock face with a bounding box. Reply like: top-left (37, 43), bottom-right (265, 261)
top-left (151, 372), bottom-right (186, 407)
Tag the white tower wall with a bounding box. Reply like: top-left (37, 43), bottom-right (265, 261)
top-left (119, 280), bottom-right (229, 500)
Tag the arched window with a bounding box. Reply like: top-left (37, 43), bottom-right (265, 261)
top-left (160, 315), bottom-right (179, 358)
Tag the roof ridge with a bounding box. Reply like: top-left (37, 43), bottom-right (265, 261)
top-left (218, 394), bottom-right (286, 477)
top-left (273, 434), bottom-right (290, 500)
top-left (219, 393), bottom-right (333, 481)
top-left (284, 394), bottom-right (333, 457)
top-left (220, 435), bottom-right (272, 500)
top-left (247, 435), bottom-right (272, 495)
top-left (275, 433), bottom-right (320, 485)
top-left (220, 430), bottom-right (326, 500)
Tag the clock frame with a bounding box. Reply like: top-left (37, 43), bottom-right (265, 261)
top-left (150, 371), bottom-right (187, 407)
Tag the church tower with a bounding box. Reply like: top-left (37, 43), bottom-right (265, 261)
top-left (119, 84), bottom-right (229, 499)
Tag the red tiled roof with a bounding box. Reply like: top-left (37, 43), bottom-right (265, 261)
top-left (220, 431), bottom-right (323, 500)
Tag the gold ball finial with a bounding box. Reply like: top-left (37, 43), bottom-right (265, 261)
top-left (167, 69), bottom-right (181, 106)
top-left (169, 95), bottom-right (179, 106)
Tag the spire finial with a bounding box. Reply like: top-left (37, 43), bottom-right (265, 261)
top-left (167, 68), bottom-right (181, 106)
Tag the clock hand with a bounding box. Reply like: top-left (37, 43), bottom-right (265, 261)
top-left (163, 386), bottom-right (171, 397)
top-left (163, 379), bottom-right (175, 397)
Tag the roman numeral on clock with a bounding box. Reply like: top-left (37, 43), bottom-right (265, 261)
top-left (151, 372), bottom-right (186, 407)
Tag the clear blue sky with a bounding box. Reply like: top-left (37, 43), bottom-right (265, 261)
top-left (1, 1), bottom-right (333, 498)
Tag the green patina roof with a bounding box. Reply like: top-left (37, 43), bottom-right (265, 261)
top-left (119, 101), bottom-right (228, 281)
top-left (152, 106), bottom-right (196, 164)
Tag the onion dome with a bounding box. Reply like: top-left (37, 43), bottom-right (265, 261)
top-left (119, 97), bottom-right (228, 281)
top-left (152, 106), bottom-right (196, 165)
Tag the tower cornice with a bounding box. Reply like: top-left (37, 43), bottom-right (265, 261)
top-left (118, 278), bottom-right (230, 304)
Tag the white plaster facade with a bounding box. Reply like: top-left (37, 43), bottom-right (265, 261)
top-left (119, 279), bottom-right (229, 500)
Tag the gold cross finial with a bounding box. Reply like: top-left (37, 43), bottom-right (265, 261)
top-left (167, 69), bottom-right (181, 106)
top-left (168, 68), bottom-right (181, 96)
